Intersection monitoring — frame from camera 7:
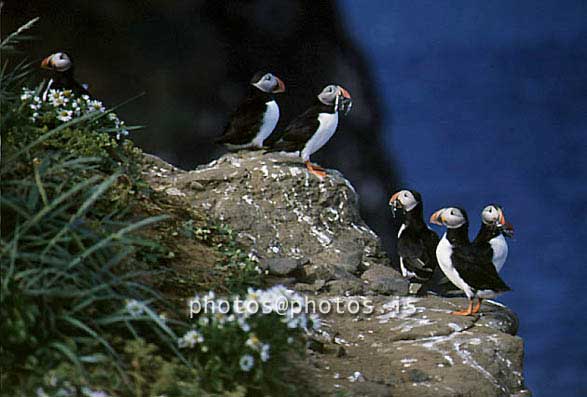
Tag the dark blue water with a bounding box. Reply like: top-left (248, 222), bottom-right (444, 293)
top-left (340, 1), bottom-right (587, 395)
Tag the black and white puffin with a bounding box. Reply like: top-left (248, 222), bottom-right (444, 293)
top-left (215, 71), bottom-right (285, 150)
top-left (269, 84), bottom-right (352, 178)
top-left (389, 190), bottom-right (440, 292)
top-left (473, 204), bottom-right (514, 272)
top-left (430, 207), bottom-right (511, 316)
top-left (41, 52), bottom-right (91, 97)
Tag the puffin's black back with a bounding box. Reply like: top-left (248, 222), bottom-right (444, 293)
top-left (269, 101), bottom-right (333, 152)
top-left (216, 87), bottom-right (271, 146)
top-left (451, 243), bottom-right (511, 292)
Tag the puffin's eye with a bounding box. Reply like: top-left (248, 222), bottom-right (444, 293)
top-left (451, 210), bottom-right (455, 216)
top-left (265, 75), bottom-right (271, 81)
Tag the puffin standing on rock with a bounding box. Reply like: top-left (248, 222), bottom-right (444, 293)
top-left (215, 71), bottom-right (285, 150)
top-left (389, 189), bottom-right (440, 294)
top-left (430, 207), bottom-right (511, 316)
top-left (269, 84), bottom-right (352, 178)
top-left (473, 204), bottom-right (514, 272)
top-left (41, 52), bottom-right (91, 97)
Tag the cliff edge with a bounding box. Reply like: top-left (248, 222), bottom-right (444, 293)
top-left (144, 151), bottom-right (531, 397)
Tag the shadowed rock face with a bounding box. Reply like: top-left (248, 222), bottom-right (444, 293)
top-left (5, 0), bottom-right (400, 254)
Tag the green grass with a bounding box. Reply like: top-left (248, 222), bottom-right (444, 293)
top-left (1, 18), bottom-right (316, 397)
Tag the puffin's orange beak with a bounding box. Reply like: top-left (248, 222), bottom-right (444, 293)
top-left (498, 209), bottom-right (514, 237)
top-left (274, 76), bottom-right (286, 93)
top-left (430, 209), bottom-right (445, 225)
top-left (498, 210), bottom-right (506, 226)
top-left (339, 86), bottom-right (351, 99)
top-left (41, 55), bottom-right (53, 70)
top-left (389, 191), bottom-right (401, 206)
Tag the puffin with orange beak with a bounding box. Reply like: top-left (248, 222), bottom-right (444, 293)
top-left (473, 204), bottom-right (514, 272)
top-left (388, 189), bottom-right (440, 294)
top-left (216, 71), bottom-right (286, 150)
top-left (40, 52), bottom-right (91, 97)
top-left (269, 84), bottom-right (352, 178)
top-left (430, 207), bottom-right (511, 316)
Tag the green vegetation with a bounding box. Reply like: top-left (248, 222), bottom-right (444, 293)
top-left (1, 19), bottom-right (315, 396)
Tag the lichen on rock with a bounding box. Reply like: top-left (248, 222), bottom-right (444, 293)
top-left (143, 151), bottom-right (531, 396)
top-left (145, 151), bottom-right (406, 295)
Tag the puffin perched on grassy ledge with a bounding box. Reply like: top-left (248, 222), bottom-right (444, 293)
top-left (41, 52), bottom-right (91, 97)
top-left (216, 71), bottom-right (285, 150)
top-left (389, 189), bottom-right (440, 294)
top-left (430, 207), bottom-right (511, 316)
top-left (269, 84), bottom-right (352, 178)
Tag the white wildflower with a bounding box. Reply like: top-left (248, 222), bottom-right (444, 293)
top-left (21, 91), bottom-right (32, 101)
top-left (260, 343), bottom-right (270, 362)
top-left (81, 387), bottom-right (109, 397)
top-left (36, 388), bottom-right (49, 397)
top-left (245, 334), bottom-right (261, 350)
top-left (239, 354), bottom-right (254, 372)
top-left (116, 129), bottom-right (129, 140)
top-left (237, 316), bottom-right (250, 332)
top-left (30, 103), bottom-right (40, 111)
top-left (49, 90), bottom-right (68, 107)
top-left (125, 299), bottom-right (144, 317)
top-left (88, 99), bottom-right (105, 112)
top-left (287, 336), bottom-right (294, 344)
top-left (56, 109), bottom-right (73, 122)
top-left (178, 330), bottom-right (204, 348)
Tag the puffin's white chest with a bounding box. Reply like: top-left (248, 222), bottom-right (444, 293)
top-left (436, 234), bottom-right (473, 298)
top-left (252, 100), bottom-right (279, 146)
top-left (490, 234), bottom-right (508, 272)
top-left (301, 112), bottom-right (338, 161)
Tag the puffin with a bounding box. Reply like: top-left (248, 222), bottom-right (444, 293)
top-left (473, 204), bottom-right (514, 272)
top-left (215, 71), bottom-right (285, 150)
top-left (430, 207), bottom-right (511, 316)
top-left (268, 84), bottom-right (352, 178)
top-left (40, 52), bottom-right (91, 97)
top-left (389, 189), bottom-right (440, 293)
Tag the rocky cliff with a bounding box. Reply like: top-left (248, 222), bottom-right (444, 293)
top-left (144, 152), bottom-right (531, 397)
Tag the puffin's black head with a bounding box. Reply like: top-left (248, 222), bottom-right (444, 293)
top-left (388, 189), bottom-right (421, 217)
top-left (250, 72), bottom-right (285, 94)
top-left (41, 52), bottom-right (73, 73)
top-left (481, 204), bottom-right (514, 237)
top-left (317, 84), bottom-right (352, 115)
top-left (430, 206), bottom-right (468, 229)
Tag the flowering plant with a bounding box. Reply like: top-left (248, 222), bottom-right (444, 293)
top-left (20, 87), bottom-right (130, 140)
top-left (179, 285), bottom-right (321, 392)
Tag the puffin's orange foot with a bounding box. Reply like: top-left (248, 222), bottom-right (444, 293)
top-left (451, 300), bottom-right (474, 316)
top-left (305, 161), bottom-right (327, 178)
top-left (451, 309), bottom-right (474, 316)
top-left (472, 299), bottom-right (483, 314)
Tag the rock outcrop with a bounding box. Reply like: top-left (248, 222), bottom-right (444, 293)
top-left (144, 152), bottom-right (531, 397)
